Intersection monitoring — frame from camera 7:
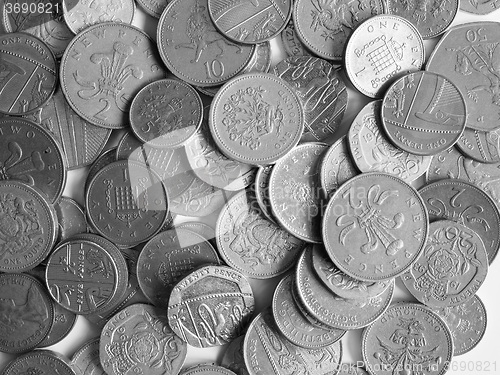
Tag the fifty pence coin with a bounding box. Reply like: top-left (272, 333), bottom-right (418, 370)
top-left (2, 350), bottom-right (75, 375)
top-left (295, 246), bottom-right (395, 330)
top-left (348, 100), bottom-right (431, 182)
top-left (426, 22), bottom-right (500, 132)
top-left (269, 142), bottom-right (328, 243)
top-left (381, 71), bottom-right (466, 156)
top-left (207, 0), bottom-right (292, 44)
top-left (433, 294), bottom-right (487, 356)
top-left (0, 32), bottom-right (57, 115)
top-left (323, 172), bottom-right (429, 281)
top-left (0, 180), bottom-right (58, 273)
top-left (157, 0), bottom-right (255, 87)
top-left (168, 265), bottom-right (255, 348)
top-left (60, 22), bottom-right (167, 129)
top-left (344, 15), bottom-right (424, 98)
top-left (130, 78), bottom-right (204, 149)
top-left (456, 127), bottom-right (500, 163)
top-left (385, 0), bottom-right (458, 39)
top-left (243, 308), bottom-right (342, 375)
top-left (54, 196), bottom-right (88, 243)
top-left (221, 336), bottom-right (250, 375)
top-left (0, 117), bottom-right (67, 203)
top-left (319, 135), bottom-right (358, 199)
top-left (273, 56), bottom-right (348, 143)
top-left (0, 273), bottom-right (53, 353)
top-left (136, 227), bottom-right (220, 308)
top-left (293, 0), bottom-right (384, 61)
top-left (272, 274), bottom-right (346, 349)
top-left (85, 160), bottom-right (169, 248)
top-left (100, 304), bottom-right (187, 375)
top-left (210, 73), bottom-right (304, 165)
top-left (361, 303), bottom-right (453, 375)
top-left (401, 220), bottom-right (488, 308)
top-left (419, 179), bottom-right (500, 264)
top-left (25, 85), bottom-right (112, 170)
top-left (71, 338), bottom-right (106, 375)
top-left (216, 190), bottom-right (305, 279)
top-left (63, 0), bottom-right (135, 34)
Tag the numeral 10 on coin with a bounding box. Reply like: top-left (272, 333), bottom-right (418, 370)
top-left (204, 60), bottom-right (224, 79)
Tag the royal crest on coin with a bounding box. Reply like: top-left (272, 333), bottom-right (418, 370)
top-left (221, 86), bottom-right (284, 150)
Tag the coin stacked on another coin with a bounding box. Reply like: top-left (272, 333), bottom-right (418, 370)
top-left (1, 0), bottom-right (499, 374)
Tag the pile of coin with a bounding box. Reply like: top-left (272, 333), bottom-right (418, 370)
top-left (0, 0), bottom-right (499, 374)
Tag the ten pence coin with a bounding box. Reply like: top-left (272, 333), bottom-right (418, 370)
top-left (362, 303), bottom-right (453, 375)
top-left (348, 100), bottom-right (431, 182)
top-left (426, 22), bottom-right (500, 132)
top-left (0, 33), bottom-right (57, 115)
top-left (0, 273), bottom-right (53, 353)
top-left (344, 15), bottom-right (424, 98)
top-left (323, 172), bottom-right (428, 281)
top-left (401, 220), bottom-right (488, 308)
top-left (157, 0), bottom-right (255, 87)
top-left (210, 73), bottom-right (304, 165)
top-left (418, 179), bottom-right (500, 264)
top-left (2, 350), bottom-right (75, 374)
top-left (381, 71), bottom-right (466, 156)
top-left (207, 0), bottom-right (292, 44)
top-left (100, 304), bottom-right (187, 375)
top-left (60, 22), bottom-right (167, 129)
top-left (0, 180), bottom-right (58, 273)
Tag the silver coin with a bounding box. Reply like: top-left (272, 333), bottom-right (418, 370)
top-left (344, 15), bottom-right (424, 98)
top-left (135, 0), bottom-right (168, 18)
top-left (177, 221), bottom-right (216, 243)
top-left (273, 56), bottom-right (348, 143)
top-left (401, 220), bottom-right (488, 308)
top-left (168, 265), bottom-right (255, 348)
top-left (54, 196), bottom-right (88, 244)
top-left (348, 100), bottom-right (431, 182)
top-left (433, 295), bottom-right (487, 356)
top-left (2, 350), bottom-right (75, 375)
top-left (419, 178), bottom-right (500, 264)
top-left (220, 336), bottom-right (250, 375)
top-left (269, 142), bottom-right (328, 243)
top-left (71, 338), bottom-right (106, 375)
top-left (281, 21), bottom-right (312, 58)
top-left (116, 131), bottom-right (143, 160)
top-left (460, 0), bottom-right (500, 13)
top-left (181, 364), bottom-right (239, 375)
top-left (272, 274), bottom-right (346, 349)
top-left (243, 308), bottom-right (342, 375)
top-left (254, 165), bottom-right (276, 223)
top-left (295, 246), bottom-right (395, 330)
top-left (216, 190), bottom-right (305, 279)
top-left (456, 127), bottom-right (500, 163)
top-left (85, 147), bottom-right (117, 195)
top-left (362, 303), bottom-right (453, 375)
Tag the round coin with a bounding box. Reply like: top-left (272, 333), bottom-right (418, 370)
top-left (362, 303), bottom-right (453, 375)
top-left (85, 147), bottom-right (117, 195)
top-left (85, 160), bottom-right (169, 248)
top-left (38, 300), bottom-right (78, 348)
top-left (243, 308), bottom-right (342, 375)
top-left (269, 142), bottom-right (328, 243)
top-left (210, 73), bottom-right (304, 165)
top-left (0, 180), bottom-right (58, 273)
top-left (216, 190), bottom-right (305, 279)
top-left (344, 15), bottom-right (424, 98)
top-left (311, 244), bottom-right (392, 301)
top-left (207, 0), bottom-right (292, 44)
top-left (71, 338), bottom-right (106, 375)
top-left (0, 273), bottom-right (54, 353)
top-left (426, 22), bottom-right (500, 132)
top-left (63, 0), bottom-right (135, 34)
top-left (419, 179), bottom-right (500, 264)
top-left (24, 85), bottom-right (112, 170)
top-left (116, 131), bottom-right (143, 160)
top-left (293, 0), bottom-right (384, 61)
top-left (168, 265), bottom-right (255, 348)
top-left (348, 100), bottom-right (431, 181)
top-left (0, 33), bottom-right (57, 115)
top-left (381, 71), bottom-right (466, 156)
top-left (130, 78), bottom-right (203, 149)
top-left (456, 127), bottom-right (500, 163)
top-left (254, 165), bottom-right (276, 223)
top-left (460, 0), bottom-right (500, 13)
top-left (272, 274), bottom-right (346, 349)
top-left (0, 117), bottom-right (67, 203)
top-left (135, 0), bottom-right (168, 18)
top-left (137, 227), bottom-right (220, 308)
top-left (385, 0), bottom-right (458, 39)
top-left (281, 21), bottom-right (312, 58)
top-left (322, 172), bottom-right (428, 281)
top-left (181, 364), bottom-right (238, 375)
top-left (433, 295), bottom-right (487, 356)
top-left (100, 303), bottom-right (187, 375)
top-left (221, 336), bottom-right (249, 375)
top-left (45, 237), bottom-right (128, 315)
top-left (2, 350), bottom-right (75, 375)
top-left (54, 197), bottom-right (88, 243)
top-left (401, 220), bottom-right (488, 308)
top-left (157, 0), bottom-right (255, 87)
top-left (177, 221), bottom-right (216, 243)
top-left (60, 22), bottom-right (167, 129)
top-left (273, 56), bottom-right (347, 143)
top-left (295, 246), bottom-right (395, 330)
